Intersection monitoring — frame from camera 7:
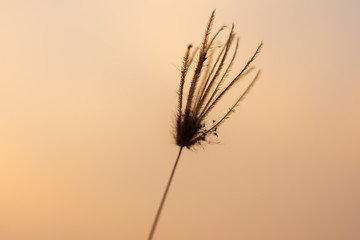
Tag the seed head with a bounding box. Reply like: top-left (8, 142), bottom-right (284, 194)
top-left (175, 10), bottom-right (262, 148)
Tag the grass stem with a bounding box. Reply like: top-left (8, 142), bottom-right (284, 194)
top-left (148, 147), bottom-right (183, 240)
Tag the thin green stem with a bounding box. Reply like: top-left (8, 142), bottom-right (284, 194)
top-left (148, 147), bottom-right (184, 240)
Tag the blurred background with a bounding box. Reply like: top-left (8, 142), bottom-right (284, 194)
top-left (0, 0), bottom-right (359, 239)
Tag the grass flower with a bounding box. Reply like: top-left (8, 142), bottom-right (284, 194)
top-left (148, 10), bottom-right (262, 240)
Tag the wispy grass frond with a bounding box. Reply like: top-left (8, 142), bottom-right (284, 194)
top-left (199, 42), bottom-right (263, 120)
top-left (195, 25), bottom-right (235, 116)
top-left (175, 10), bottom-right (262, 148)
top-left (187, 46), bottom-right (199, 70)
top-left (193, 48), bottom-right (215, 109)
top-left (189, 70), bottom-right (261, 146)
top-left (201, 37), bottom-right (240, 114)
top-left (149, 10), bottom-right (263, 240)
top-left (184, 10), bottom-right (216, 118)
top-left (178, 45), bottom-right (192, 115)
top-left (193, 35), bottom-right (227, 115)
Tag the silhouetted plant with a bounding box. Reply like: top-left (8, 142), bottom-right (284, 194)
top-left (148, 10), bottom-right (262, 240)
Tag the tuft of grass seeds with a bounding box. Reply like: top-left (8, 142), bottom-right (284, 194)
top-left (148, 10), bottom-right (262, 240)
top-left (175, 10), bottom-right (262, 148)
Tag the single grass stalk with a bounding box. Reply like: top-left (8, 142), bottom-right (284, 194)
top-left (148, 147), bottom-right (183, 240)
top-left (148, 9), bottom-right (262, 239)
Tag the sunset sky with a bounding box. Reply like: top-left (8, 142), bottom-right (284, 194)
top-left (1, 0), bottom-right (359, 239)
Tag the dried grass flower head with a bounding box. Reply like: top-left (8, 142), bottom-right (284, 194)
top-left (148, 10), bottom-right (263, 240)
top-left (175, 10), bottom-right (262, 148)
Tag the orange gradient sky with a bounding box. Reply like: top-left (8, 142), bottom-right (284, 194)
top-left (1, 1), bottom-right (359, 240)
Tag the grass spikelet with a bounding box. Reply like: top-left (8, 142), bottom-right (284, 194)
top-left (183, 11), bottom-right (217, 122)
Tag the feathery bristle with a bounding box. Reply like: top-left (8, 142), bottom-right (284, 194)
top-left (174, 11), bottom-right (262, 148)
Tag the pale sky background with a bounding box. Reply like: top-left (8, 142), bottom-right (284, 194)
top-left (1, 0), bottom-right (359, 240)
